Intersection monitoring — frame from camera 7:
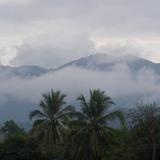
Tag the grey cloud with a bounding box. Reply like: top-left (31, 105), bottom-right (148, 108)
top-left (1, 0), bottom-right (160, 66)
top-left (10, 33), bottom-right (96, 68)
top-left (0, 46), bottom-right (17, 65)
top-left (97, 40), bottom-right (142, 57)
top-left (1, 62), bottom-right (160, 122)
top-left (1, 0), bottom-right (160, 37)
top-left (0, 0), bottom-right (91, 23)
top-left (1, 64), bottom-right (160, 109)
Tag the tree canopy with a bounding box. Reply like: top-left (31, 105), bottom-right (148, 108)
top-left (1, 89), bottom-right (160, 159)
top-left (0, 119), bottom-right (26, 138)
top-left (29, 89), bottom-right (74, 149)
top-left (65, 89), bottom-right (124, 160)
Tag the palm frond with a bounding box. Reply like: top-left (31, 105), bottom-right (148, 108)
top-left (77, 94), bottom-right (93, 119)
top-left (29, 110), bottom-right (47, 120)
top-left (39, 100), bottom-right (48, 112)
top-left (69, 119), bottom-right (87, 129)
top-left (51, 90), bottom-right (67, 112)
top-left (74, 111), bottom-right (88, 121)
top-left (96, 116), bottom-right (108, 125)
top-left (57, 105), bottom-right (75, 116)
top-left (90, 100), bottom-right (98, 119)
top-left (77, 94), bottom-right (89, 108)
top-left (29, 119), bottom-right (48, 136)
top-left (32, 119), bottom-right (47, 127)
top-left (58, 123), bottom-right (68, 137)
top-left (104, 110), bottom-right (125, 126)
top-left (89, 89), bottom-right (116, 117)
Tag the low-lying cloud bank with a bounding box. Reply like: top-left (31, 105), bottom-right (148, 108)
top-left (0, 64), bottom-right (160, 123)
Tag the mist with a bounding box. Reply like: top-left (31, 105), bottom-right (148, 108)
top-left (1, 63), bottom-right (160, 123)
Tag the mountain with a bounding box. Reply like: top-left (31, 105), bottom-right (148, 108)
top-left (1, 53), bottom-right (160, 78)
top-left (57, 53), bottom-right (160, 74)
top-left (0, 65), bottom-right (48, 79)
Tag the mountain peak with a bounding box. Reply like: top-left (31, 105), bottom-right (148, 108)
top-left (62, 53), bottom-right (138, 65)
top-left (58, 53), bottom-right (160, 74)
top-left (87, 53), bottom-right (140, 63)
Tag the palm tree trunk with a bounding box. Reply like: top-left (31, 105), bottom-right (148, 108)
top-left (90, 152), bottom-right (96, 160)
top-left (90, 153), bottom-right (93, 160)
top-left (90, 152), bottom-right (101, 160)
top-left (152, 143), bottom-right (156, 160)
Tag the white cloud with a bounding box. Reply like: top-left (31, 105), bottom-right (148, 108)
top-left (0, 46), bottom-right (17, 65)
top-left (96, 39), bottom-right (142, 57)
top-left (1, 64), bottom-right (160, 122)
top-left (0, 0), bottom-right (160, 66)
top-left (0, 0), bottom-right (29, 4)
top-left (0, 65), bottom-right (157, 103)
top-left (10, 33), bottom-right (96, 68)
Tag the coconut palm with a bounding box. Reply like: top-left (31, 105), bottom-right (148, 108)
top-left (29, 89), bottom-right (74, 149)
top-left (66, 89), bottom-right (124, 160)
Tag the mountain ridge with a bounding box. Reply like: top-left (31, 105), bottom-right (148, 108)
top-left (56, 53), bottom-right (160, 75)
top-left (1, 54), bottom-right (160, 78)
top-left (0, 65), bottom-right (48, 78)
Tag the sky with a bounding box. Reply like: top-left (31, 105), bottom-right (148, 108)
top-left (0, 0), bottom-right (160, 68)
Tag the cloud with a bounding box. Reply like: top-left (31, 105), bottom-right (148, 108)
top-left (10, 33), bottom-right (96, 68)
top-left (1, 0), bottom-right (160, 38)
top-left (1, 62), bottom-right (160, 122)
top-left (0, 46), bottom-right (17, 66)
top-left (9, 35), bottom-right (154, 69)
top-left (96, 39), bottom-right (142, 57)
top-left (1, 0), bottom-right (160, 66)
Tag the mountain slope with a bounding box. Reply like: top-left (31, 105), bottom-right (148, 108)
top-left (0, 65), bottom-right (48, 79)
top-left (57, 53), bottom-right (160, 74)
top-left (1, 53), bottom-right (160, 78)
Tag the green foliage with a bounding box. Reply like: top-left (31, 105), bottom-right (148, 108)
top-left (0, 119), bottom-right (27, 138)
top-left (102, 128), bottom-right (140, 160)
top-left (65, 89), bottom-right (124, 160)
top-left (29, 89), bottom-right (74, 149)
top-left (42, 145), bottom-right (65, 160)
top-left (126, 102), bottom-right (160, 160)
top-left (26, 89), bottom-right (160, 160)
top-left (0, 136), bottom-right (44, 160)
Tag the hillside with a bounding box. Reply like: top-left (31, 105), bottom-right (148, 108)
top-left (1, 53), bottom-right (160, 78)
top-left (0, 65), bottom-right (48, 79)
top-left (57, 53), bottom-right (160, 74)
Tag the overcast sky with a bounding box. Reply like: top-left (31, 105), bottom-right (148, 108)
top-left (1, 0), bottom-right (160, 68)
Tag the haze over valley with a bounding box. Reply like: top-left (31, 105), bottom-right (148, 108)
top-left (1, 53), bottom-right (160, 124)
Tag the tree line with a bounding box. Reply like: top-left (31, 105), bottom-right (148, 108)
top-left (0, 89), bottom-right (160, 160)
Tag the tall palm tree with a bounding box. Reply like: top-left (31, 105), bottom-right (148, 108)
top-left (66, 89), bottom-right (124, 160)
top-left (29, 89), bottom-right (74, 149)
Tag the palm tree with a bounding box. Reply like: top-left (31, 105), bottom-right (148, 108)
top-left (66, 89), bottom-right (124, 160)
top-left (29, 89), bottom-right (74, 149)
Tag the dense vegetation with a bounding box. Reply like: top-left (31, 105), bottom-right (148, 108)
top-left (0, 89), bottom-right (160, 160)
